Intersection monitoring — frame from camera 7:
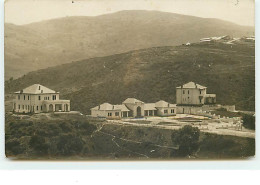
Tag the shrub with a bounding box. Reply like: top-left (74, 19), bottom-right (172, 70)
top-left (57, 134), bottom-right (84, 155)
top-left (6, 138), bottom-right (25, 155)
top-left (171, 125), bottom-right (200, 157)
top-left (29, 135), bottom-right (48, 155)
top-left (242, 114), bottom-right (255, 130)
top-left (59, 122), bottom-right (73, 132)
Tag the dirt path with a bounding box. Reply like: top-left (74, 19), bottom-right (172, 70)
top-left (98, 130), bottom-right (150, 158)
top-left (91, 122), bottom-right (179, 158)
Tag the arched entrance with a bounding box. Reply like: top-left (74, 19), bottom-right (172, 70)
top-left (136, 106), bottom-right (142, 117)
top-left (49, 104), bottom-right (53, 112)
top-left (43, 104), bottom-right (47, 112)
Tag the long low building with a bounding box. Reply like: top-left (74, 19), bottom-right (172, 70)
top-left (91, 98), bottom-right (177, 119)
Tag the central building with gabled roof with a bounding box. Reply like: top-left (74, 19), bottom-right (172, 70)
top-left (13, 84), bottom-right (70, 113)
top-left (91, 98), bottom-right (176, 119)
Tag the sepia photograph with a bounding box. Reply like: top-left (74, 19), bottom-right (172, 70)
top-left (4, 0), bottom-right (255, 160)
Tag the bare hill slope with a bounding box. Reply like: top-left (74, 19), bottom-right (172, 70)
top-left (5, 10), bottom-right (254, 79)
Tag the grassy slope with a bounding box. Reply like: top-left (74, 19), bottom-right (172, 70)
top-left (5, 40), bottom-right (255, 112)
top-left (5, 10), bottom-right (254, 79)
top-left (5, 113), bottom-right (255, 159)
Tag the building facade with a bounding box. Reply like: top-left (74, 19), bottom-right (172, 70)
top-left (176, 82), bottom-right (216, 114)
top-left (91, 98), bottom-right (176, 118)
top-left (13, 84), bottom-right (70, 113)
top-left (91, 103), bottom-right (130, 119)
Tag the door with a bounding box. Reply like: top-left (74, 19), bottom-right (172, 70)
top-left (136, 106), bottom-right (142, 117)
top-left (49, 104), bottom-right (53, 112)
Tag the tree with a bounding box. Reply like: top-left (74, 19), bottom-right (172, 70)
top-left (171, 125), bottom-right (200, 157)
top-left (242, 114), bottom-right (255, 130)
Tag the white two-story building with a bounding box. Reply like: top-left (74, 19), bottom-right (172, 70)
top-left (176, 81), bottom-right (216, 114)
top-left (13, 84), bottom-right (70, 113)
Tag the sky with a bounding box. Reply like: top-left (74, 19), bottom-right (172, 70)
top-left (4, 0), bottom-right (255, 26)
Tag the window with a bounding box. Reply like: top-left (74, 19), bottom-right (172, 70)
top-left (183, 90), bottom-right (185, 94)
top-left (200, 90), bottom-right (202, 94)
top-left (171, 109), bottom-right (175, 113)
top-left (24, 95), bottom-right (26, 100)
top-left (108, 112), bottom-right (112, 117)
top-left (164, 110), bottom-right (168, 114)
top-left (37, 106), bottom-right (38, 110)
top-left (28, 96), bottom-right (30, 100)
top-left (39, 86), bottom-right (41, 90)
top-left (38, 96), bottom-right (41, 100)
top-left (115, 112), bottom-right (119, 116)
top-left (22, 105), bottom-right (24, 109)
top-left (18, 105), bottom-right (20, 109)
top-left (41, 90), bottom-right (43, 93)
top-left (18, 95), bottom-right (20, 100)
top-left (188, 90), bottom-right (189, 94)
top-left (48, 97), bottom-right (50, 100)
top-left (52, 95), bottom-right (56, 100)
top-left (41, 106), bottom-right (42, 110)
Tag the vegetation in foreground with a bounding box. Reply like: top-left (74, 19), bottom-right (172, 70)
top-left (5, 113), bottom-right (255, 159)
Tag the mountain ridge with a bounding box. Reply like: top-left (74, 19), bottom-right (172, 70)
top-left (5, 10), bottom-right (254, 79)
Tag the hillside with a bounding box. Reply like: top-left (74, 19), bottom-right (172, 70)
top-left (5, 40), bottom-right (255, 112)
top-left (4, 10), bottom-right (254, 79)
top-left (5, 113), bottom-right (255, 159)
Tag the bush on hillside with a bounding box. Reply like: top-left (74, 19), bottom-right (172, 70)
top-left (171, 125), bottom-right (200, 157)
top-left (5, 138), bottom-right (25, 155)
top-left (56, 134), bottom-right (84, 156)
top-left (29, 135), bottom-right (48, 155)
top-left (242, 114), bottom-right (255, 130)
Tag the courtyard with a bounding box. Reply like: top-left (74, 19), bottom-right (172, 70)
top-left (107, 114), bottom-right (255, 138)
